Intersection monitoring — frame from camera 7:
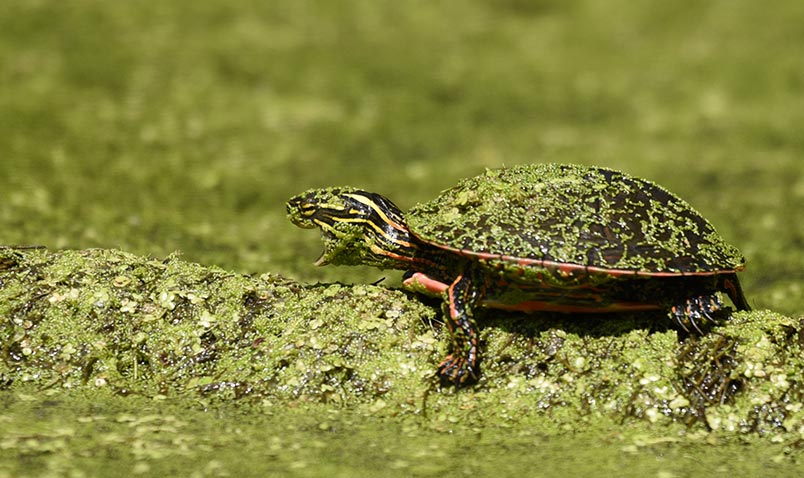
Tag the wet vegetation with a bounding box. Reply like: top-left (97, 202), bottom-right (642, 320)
top-left (1, 0), bottom-right (802, 476)
top-left (2, 247), bottom-right (803, 471)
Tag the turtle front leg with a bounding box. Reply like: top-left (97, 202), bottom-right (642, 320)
top-left (670, 294), bottom-right (724, 334)
top-left (438, 273), bottom-right (483, 387)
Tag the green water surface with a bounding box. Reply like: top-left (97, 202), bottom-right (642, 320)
top-left (1, 1), bottom-right (803, 476)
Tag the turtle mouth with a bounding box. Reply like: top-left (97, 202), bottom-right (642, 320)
top-left (290, 216), bottom-right (317, 229)
top-left (286, 198), bottom-right (331, 264)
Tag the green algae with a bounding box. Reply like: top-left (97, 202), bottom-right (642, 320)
top-left (2, 247), bottom-right (804, 476)
top-left (0, 247), bottom-right (439, 404)
top-left (2, 247), bottom-right (804, 447)
top-left (3, 387), bottom-right (803, 478)
top-left (0, 0), bottom-right (802, 474)
top-left (407, 164), bottom-right (745, 273)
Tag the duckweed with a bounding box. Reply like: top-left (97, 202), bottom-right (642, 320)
top-left (2, 247), bottom-right (804, 447)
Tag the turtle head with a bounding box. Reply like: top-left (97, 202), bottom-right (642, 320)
top-left (286, 187), bottom-right (415, 269)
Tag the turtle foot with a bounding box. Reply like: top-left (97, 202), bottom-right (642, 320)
top-left (438, 354), bottom-right (480, 388)
top-left (671, 295), bottom-right (726, 334)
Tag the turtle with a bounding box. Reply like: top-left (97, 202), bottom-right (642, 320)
top-left (286, 163), bottom-right (749, 387)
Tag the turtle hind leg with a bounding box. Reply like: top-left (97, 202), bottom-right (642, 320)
top-left (670, 294), bottom-right (724, 335)
top-left (719, 273), bottom-right (750, 311)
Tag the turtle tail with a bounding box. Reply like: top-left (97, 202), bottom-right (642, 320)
top-left (720, 273), bottom-right (750, 311)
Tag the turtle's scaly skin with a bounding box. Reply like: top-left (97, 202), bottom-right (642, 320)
top-left (287, 164), bottom-right (750, 387)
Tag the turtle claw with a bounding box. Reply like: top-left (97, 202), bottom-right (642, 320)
top-left (671, 295), bottom-right (724, 335)
top-left (438, 354), bottom-right (480, 387)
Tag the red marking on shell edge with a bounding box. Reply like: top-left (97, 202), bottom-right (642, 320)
top-left (483, 299), bottom-right (662, 313)
top-left (420, 240), bottom-right (745, 277)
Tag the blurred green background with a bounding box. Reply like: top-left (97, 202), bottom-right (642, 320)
top-left (1, 0), bottom-right (801, 314)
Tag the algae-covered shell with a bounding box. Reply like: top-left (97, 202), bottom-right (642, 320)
top-left (406, 163), bottom-right (745, 275)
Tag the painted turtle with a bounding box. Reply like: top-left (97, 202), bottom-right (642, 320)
top-left (287, 163), bottom-right (749, 386)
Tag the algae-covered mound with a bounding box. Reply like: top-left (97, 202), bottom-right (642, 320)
top-left (1, 246), bottom-right (803, 440)
top-left (0, 247), bottom-right (439, 402)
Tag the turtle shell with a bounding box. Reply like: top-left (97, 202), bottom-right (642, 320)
top-left (406, 163), bottom-right (745, 276)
